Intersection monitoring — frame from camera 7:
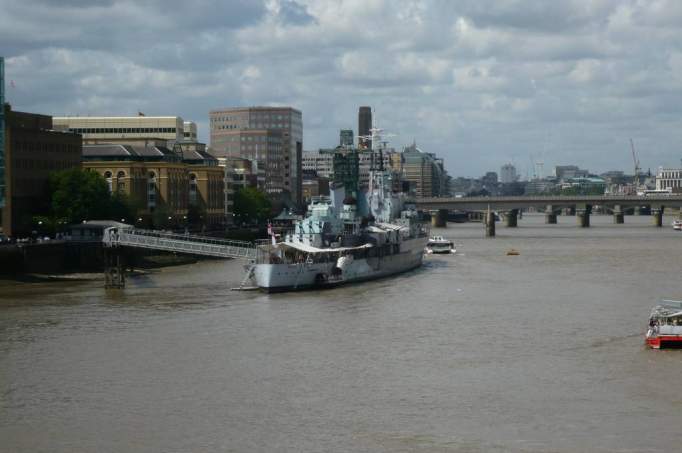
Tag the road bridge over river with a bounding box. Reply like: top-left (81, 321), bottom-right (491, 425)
top-left (416, 194), bottom-right (682, 236)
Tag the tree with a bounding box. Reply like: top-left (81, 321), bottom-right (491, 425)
top-left (151, 205), bottom-right (173, 230)
top-left (109, 191), bottom-right (137, 224)
top-left (187, 204), bottom-right (206, 227)
top-left (233, 187), bottom-right (271, 225)
top-left (47, 168), bottom-right (136, 225)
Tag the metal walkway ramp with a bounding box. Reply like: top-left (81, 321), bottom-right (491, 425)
top-left (103, 227), bottom-right (256, 260)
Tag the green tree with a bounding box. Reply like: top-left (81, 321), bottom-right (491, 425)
top-left (233, 187), bottom-right (271, 225)
top-left (187, 204), bottom-right (206, 227)
top-left (47, 168), bottom-right (136, 225)
top-left (151, 205), bottom-right (173, 230)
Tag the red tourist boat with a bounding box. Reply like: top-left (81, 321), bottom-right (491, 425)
top-left (646, 300), bottom-right (682, 349)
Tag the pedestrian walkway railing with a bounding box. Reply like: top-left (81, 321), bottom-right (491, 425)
top-left (103, 227), bottom-right (256, 260)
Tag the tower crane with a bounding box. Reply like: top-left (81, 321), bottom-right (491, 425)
top-left (630, 138), bottom-right (641, 191)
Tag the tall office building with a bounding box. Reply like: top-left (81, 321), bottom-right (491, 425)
top-left (402, 142), bottom-right (448, 197)
top-left (500, 163), bottom-right (517, 183)
top-left (0, 57), bottom-right (5, 210)
top-left (340, 129), bottom-right (354, 147)
top-left (2, 108), bottom-right (82, 236)
top-left (358, 106), bottom-right (372, 149)
top-left (210, 106), bottom-right (302, 205)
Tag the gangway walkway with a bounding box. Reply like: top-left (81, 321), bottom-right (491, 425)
top-left (103, 227), bottom-right (257, 260)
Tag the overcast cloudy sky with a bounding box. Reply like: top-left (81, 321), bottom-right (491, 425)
top-left (2, 0), bottom-right (682, 177)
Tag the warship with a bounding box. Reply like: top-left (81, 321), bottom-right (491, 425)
top-left (243, 127), bottom-right (429, 292)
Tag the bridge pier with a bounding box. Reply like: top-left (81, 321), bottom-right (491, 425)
top-left (576, 205), bottom-right (591, 228)
top-left (613, 205), bottom-right (624, 224)
top-left (652, 206), bottom-right (664, 227)
top-left (545, 205), bottom-right (557, 224)
top-left (104, 248), bottom-right (125, 289)
top-left (485, 211), bottom-right (496, 237)
top-left (431, 209), bottom-right (448, 228)
top-left (505, 209), bottom-right (519, 228)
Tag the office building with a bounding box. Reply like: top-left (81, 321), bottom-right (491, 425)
top-left (219, 156), bottom-right (265, 192)
top-left (302, 149), bottom-right (334, 178)
top-left (358, 106), bottom-right (372, 149)
top-left (302, 173), bottom-right (330, 203)
top-left (0, 57), bottom-right (4, 210)
top-left (340, 129), bottom-right (354, 148)
top-left (209, 106), bottom-right (302, 205)
top-left (500, 163), bottom-right (518, 183)
top-left (53, 115), bottom-right (187, 148)
top-left (2, 107), bottom-right (82, 236)
top-left (554, 165), bottom-right (588, 180)
top-left (656, 167), bottom-right (682, 192)
top-left (401, 142), bottom-right (448, 197)
top-left (209, 128), bottom-right (284, 195)
top-left (183, 121), bottom-right (197, 141)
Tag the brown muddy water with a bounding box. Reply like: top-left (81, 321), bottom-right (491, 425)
top-left (1, 214), bottom-right (681, 452)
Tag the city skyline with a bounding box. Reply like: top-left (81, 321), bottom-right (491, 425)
top-left (2, 1), bottom-right (682, 177)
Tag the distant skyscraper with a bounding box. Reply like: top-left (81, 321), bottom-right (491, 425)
top-left (500, 163), bottom-right (517, 183)
top-left (340, 129), bottom-right (354, 147)
top-left (358, 106), bottom-right (372, 149)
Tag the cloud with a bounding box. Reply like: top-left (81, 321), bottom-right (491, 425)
top-left (2, 0), bottom-right (682, 176)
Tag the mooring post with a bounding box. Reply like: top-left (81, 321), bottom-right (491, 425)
top-left (576, 204), bottom-right (591, 228)
top-left (485, 207), bottom-right (496, 238)
top-left (652, 206), bottom-right (664, 227)
top-left (104, 247), bottom-right (125, 289)
top-left (545, 205), bottom-right (557, 224)
top-left (613, 205), bottom-right (624, 224)
top-left (430, 209), bottom-right (448, 228)
top-left (505, 209), bottom-right (519, 228)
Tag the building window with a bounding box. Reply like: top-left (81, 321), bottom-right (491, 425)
top-left (148, 171), bottom-right (156, 208)
top-left (189, 174), bottom-right (198, 206)
top-left (104, 171), bottom-right (113, 193)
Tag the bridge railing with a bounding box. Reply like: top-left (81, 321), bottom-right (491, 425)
top-left (103, 227), bottom-right (257, 260)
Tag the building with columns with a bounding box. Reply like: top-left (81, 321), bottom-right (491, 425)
top-left (656, 167), bottom-right (682, 192)
top-left (82, 144), bottom-right (227, 228)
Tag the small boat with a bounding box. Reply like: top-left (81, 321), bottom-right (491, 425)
top-left (425, 236), bottom-right (455, 254)
top-left (506, 249), bottom-right (520, 256)
top-left (646, 300), bottom-right (682, 349)
top-left (672, 219), bottom-right (682, 231)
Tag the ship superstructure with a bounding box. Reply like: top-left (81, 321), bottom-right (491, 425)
top-left (246, 126), bottom-right (429, 292)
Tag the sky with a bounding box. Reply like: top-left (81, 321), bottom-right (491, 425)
top-left (2, 0), bottom-right (682, 177)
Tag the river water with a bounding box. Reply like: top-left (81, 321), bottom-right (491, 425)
top-left (1, 214), bottom-right (682, 452)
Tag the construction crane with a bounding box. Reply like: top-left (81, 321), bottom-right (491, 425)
top-left (529, 153), bottom-right (544, 180)
top-left (630, 138), bottom-right (641, 191)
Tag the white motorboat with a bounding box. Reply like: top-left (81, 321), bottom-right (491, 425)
top-left (425, 236), bottom-right (455, 254)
